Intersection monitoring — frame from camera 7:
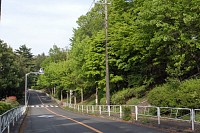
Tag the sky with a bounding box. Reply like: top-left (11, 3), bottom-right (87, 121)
top-left (0, 0), bottom-right (94, 55)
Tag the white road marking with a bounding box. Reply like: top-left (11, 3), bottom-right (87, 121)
top-left (28, 105), bottom-right (58, 108)
top-left (37, 115), bottom-right (54, 118)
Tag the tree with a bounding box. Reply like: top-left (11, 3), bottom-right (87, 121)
top-left (0, 40), bottom-right (21, 98)
top-left (15, 44), bottom-right (34, 75)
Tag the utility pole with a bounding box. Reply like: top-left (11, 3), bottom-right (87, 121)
top-left (95, 0), bottom-right (111, 105)
top-left (104, 0), bottom-right (110, 105)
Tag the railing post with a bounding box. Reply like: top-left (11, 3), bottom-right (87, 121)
top-left (108, 105), bottom-right (110, 116)
top-left (191, 109), bottom-right (195, 131)
top-left (135, 106), bottom-right (138, 121)
top-left (82, 105), bottom-right (84, 112)
top-left (78, 105), bottom-right (80, 112)
top-left (157, 107), bottom-right (160, 125)
top-left (87, 106), bottom-right (89, 113)
top-left (120, 105), bottom-right (122, 118)
top-left (7, 124), bottom-right (10, 133)
top-left (99, 106), bottom-right (102, 115)
top-left (92, 106), bottom-right (94, 113)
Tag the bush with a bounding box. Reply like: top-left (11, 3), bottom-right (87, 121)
top-left (177, 79), bottom-right (200, 108)
top-left (0, 102), bottom-right (12, 115)
top-left (100, 97), bottom-right (106, 105)
top-left (5, 96), bottom-right (19, 107)
top-left (133, 86), bottom-right (146, 98)
top-left (126, 98), bottom-right (140, 105)
top-left (148, 78), bottom-right (200, 108)
top-left (148, 85), bottom-right (177, 107)
top-left (111, 88), bottom-right (135, 105)
top-left (122, 107), bottom-right (132, 121)
top-left (111, 86), bottom-right (147, 105)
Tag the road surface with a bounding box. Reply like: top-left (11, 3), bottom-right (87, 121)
top-left (21, 90), bottom-right (166, 133)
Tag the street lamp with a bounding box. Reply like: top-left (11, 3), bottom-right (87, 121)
top-left (25, 68), bottom-right (44, 106)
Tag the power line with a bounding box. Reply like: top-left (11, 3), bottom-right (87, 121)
top-left (88, 0), bottom-right (96, 12)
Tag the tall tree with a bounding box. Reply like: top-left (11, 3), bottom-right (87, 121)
top-left (0, 40), bottom-right (21, 98)
top-left (15, 44), bottom-right (34, 75)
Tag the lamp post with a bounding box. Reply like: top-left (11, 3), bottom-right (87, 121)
top-left (25, 68), bottom-right (44, 106)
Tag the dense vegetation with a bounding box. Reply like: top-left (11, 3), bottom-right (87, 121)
top-left (36, 0), bottom-right (200, 108)
top-left (0, 102), bottom-right (13, 115)
top-left (1, 0), bottom-right (200, 109)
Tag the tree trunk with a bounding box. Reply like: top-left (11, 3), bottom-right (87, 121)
top-left (81, 88), bottom-right (83, 103)
top-left (96, 85), bottom-right (98, 105)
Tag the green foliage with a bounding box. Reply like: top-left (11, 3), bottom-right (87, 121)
top-left (0, 40), bottom-right (22, 99)
top-left (111, 88), bottom-right (135, 105)
top-left (122, 107), bottom-right (132, 121)
top-left (0, 102), bottom-right (13, 115)
top-left (148, 78), bottom-right (200, 108)
top-left (134, 86), bottom-right (147, 98)
top-left (37, 0), bottom-right (200, 108)
top-left (111, 86), bottom-right (146, 105)
top-left (100, 97), bottom-right (106, 105)
top-left (126, 98), bottom-right (140, 105)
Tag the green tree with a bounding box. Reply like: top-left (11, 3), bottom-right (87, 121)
top-left (0, 40), bottom-right (21, 98)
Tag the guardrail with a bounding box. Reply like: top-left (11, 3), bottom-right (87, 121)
top-left (63, 103), bottom-right (199, 131)
top-left (0, 106), bottom-right (26, 133)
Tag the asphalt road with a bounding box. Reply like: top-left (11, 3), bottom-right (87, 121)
top-left (21, 90), bottom-right (166, 133)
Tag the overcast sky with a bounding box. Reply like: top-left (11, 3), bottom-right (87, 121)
top-left (0, 0), bottom-right (94, 55)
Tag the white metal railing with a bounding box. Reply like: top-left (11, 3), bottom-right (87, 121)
top-left (64, 103), bottom-right (199, 131)
top-left (0, 106), bottom-right (26, 133)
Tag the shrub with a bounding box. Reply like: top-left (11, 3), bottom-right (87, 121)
top-left (148, 85), bottom-right (177, 107)
top-left (177, 79), bottom-right (200, 108)
top-left (0, 102), bottom-right (12, 115)
top-left (133, 86), bottom-right (146, 98)
top-left (5, 96), bottom-right (19, 107)
top-left (111, 86), bottom-right (147, 105)
top-left (111, 88), bottom-right (135, 105)
top-left (148, 78), bottom-right (200, 108)
top-left (122, 107), bottom-right (132, 121)
top-left (100, 97), bottom-right (106, 105)
top-left (126, 98), bottom-right (140, 105)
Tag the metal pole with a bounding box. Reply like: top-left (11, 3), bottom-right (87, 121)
top-left (108, 105), bottom-right (111, 116)
top-left (25, 73), bottom-right (28, 106)
top-left (24, 70), bottom-right (44, 107)
top-left (120, 105), bottom-right (122, 118)
top-left (191, 109), bottom-right (195, 131)
top-left (135, 106), bottom-right (138, 121)
top-left (157, 107), bottom-right (161, 125)
top-left (99, 105), bottom-right (102, 115)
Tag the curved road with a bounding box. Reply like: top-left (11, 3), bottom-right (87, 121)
top-left (21, 90), bottom-right (166, 133)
